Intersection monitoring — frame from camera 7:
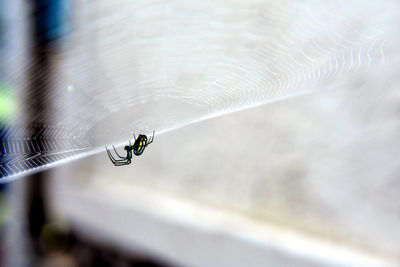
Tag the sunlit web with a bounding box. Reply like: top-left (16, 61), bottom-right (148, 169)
top-left (0, 0), bottom-right (396, 182)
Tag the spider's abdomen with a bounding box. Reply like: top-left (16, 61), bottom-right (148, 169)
top-left (134, 144), bottom-right (144, 155)
top-left (133, 135), bottom-right (146, 156)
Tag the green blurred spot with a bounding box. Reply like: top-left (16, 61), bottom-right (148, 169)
top-left (0, 192), bottom-right (8, 228)
top-left (0, 82), bottom-right (18, 125)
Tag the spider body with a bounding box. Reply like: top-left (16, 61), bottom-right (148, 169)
top-left (106, 130), bottom-right (154, 166)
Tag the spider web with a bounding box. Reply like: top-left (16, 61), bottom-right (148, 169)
top-left (0, 0), bottom-right (398, 182)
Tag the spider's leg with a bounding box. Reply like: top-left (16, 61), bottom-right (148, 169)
top-left (111, 158), bottom-right (130, 163)
top-left (112, 161), bottom-right (125, 166)
top-left (107, 147), bottom-right (128, 163)
top-left (106, 147), bottom-right (132, 166)
top-left (113, 161), bottom-right (128, 166)
top-left (111, 159), bottom-right (129, 165)
top-left (112, 159), bottom-right (131, 166)
top-left (106, 147), bottom-right (117, 164)
top-left (107, 149), bottom-right (117, 163)
top-left (109, 156), bottom-right (130, 163)
top-left (147, 130), bottom-right (155, 146)
top-left (112, 145), bottom-right (125, 159)
top-left (133, 134), bottom-right (136, 141)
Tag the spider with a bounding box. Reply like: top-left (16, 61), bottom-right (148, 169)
top-left (106, 130), bottom-right (155, 166)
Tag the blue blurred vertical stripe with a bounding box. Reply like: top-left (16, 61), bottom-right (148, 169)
top-left (33, 0), bottom-right (71, 44)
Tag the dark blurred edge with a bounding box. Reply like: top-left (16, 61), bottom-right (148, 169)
top-left (25, 0), bottom-right (66, 261)
top-left (23, 1), bottom-right (172, 266)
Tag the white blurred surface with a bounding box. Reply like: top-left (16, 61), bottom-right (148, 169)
top-left (39, 0), bottom-right (400, 265)
top-left (51, 81), bottom-right (400, 265)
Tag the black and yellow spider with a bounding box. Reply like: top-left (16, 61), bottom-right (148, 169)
top-left (106, 130), bottom-right (155, 166)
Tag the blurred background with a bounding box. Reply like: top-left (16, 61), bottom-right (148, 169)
top-left (1, 0), bottom-right (400, 266)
